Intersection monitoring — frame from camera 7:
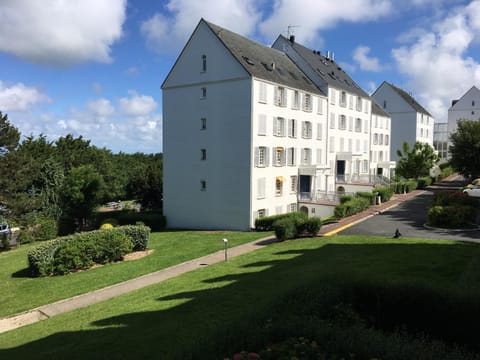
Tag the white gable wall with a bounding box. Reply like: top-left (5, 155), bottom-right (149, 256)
top-left (163, 21), bottom-right (252, 230)
top-left (448, 86), bottom-right (480, 136)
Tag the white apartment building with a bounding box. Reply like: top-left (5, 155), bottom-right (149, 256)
top-left (372, 81), bottom-right (434, 161)
top-left (447, 85), bottom-right (480, 157)
top-left (371, 101), bottom-right (395, 177)
top-left (162, 19), bottom-right (328, 230)
top-left (272, 36), bottom-right (392, 195)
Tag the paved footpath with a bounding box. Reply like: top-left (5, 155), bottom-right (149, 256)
top-left (0, 183), bottom-right (448, 334)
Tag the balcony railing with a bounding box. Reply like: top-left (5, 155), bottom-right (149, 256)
top-left (335, 174), bottom-right (391, 185)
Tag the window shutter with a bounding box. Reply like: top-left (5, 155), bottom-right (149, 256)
top-left (259, 83), bottom-right (267, 103)
top-left (254, 147), bottom-right (259, 166)
top-left (317, 123), bottom-right (322, 140)
top-left (330, 113), bottom-right (335, 129)
top-left (316, 148), bottom-right (322, 165)
top-left (274, 87), bottom-right (279, 105)
top-left (281, 149), bottom-right (286, 166)
top-left (265, 147), bottom-right (270, 167)
top-left (273, 117), bottom-right (278, 135)
top-left (272, 147), bottom-right (276, 166)
top-left (258, 114), bottom-right (266, 135)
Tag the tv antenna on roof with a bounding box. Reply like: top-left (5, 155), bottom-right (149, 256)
top-left (287, 25), bottom-right (299, 38)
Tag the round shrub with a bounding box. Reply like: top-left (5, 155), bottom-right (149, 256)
top-left (304, 217), bottom-right (322, 236)
top-left (273, 217), bottom-right (297, 241)
top-left (428, 205), bottom-right (475, 228)
top-left (100, 223), bottom-right (114, 230)
top-left (100, 218), bottom-right (119, 227)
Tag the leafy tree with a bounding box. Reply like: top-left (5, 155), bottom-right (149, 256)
top-left (395, 141), bottom-right (438, 179)
top-left (0, 112), bottom-right (20, 155)
top-left (449, 119), bottom-right (480, 179)
top-left (126, 153), bottom-right (163, 209)
top-left (60, 165), bottom-right (105, 230)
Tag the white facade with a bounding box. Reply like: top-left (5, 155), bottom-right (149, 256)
top-left (371, 104), bottom-right (394, 176)
top-left (447, 86), bottom-right (480, 157)
top-left (372, 82), bottom-right (434, 162)
top-left (162, 19), bottom-right (328, 230)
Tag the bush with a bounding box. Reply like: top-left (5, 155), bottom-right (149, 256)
top-left (273, 218), bottom-right (297, 242)
top-left (100, 223), bottom-right (114, 230)
top-left (334, 197), bottom-right (370, 219)
top-left (376, 186), bottom-right (394, 201)
top-left (356, 191), bottom-right (375, 204)
top-left (255, 213), bottom-right (303, 231)
top-left (303, 217), bottom-right (322, 236)
top-left (417, 176), bottom-right (432, 189)
top-left (27, 225), bottom-right (148, 276)
top-left (433, 190), bottom-right (478, 207)
top-left (428, 205), bottom-right (476, 228)
top-left (17, 214), bottom-right (58, 242)
top-left (339, 195), bottom-right (353, 204)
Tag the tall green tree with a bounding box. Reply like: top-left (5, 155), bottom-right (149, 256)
top-left (396, 141), bottom-right (438, 179)
top-left (449, 119), bottom-right (480, 179)
top-left (0, 112), bottom-right (20, 155)
top-left (60, 165), bottom-right (105, 229)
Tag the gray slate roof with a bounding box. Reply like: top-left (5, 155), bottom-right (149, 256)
top-left (384, 82), bottom-right (432, 116)
top-left (205, 20), bottom-right (324, 96)
top-left (371, 100), bottom-right (390, 117)
top-left (277, 35), bottom-right (369, 98)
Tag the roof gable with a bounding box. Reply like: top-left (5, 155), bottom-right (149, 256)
top-left (274, 35), bottom-right (369, 98)
top-left (204, 21), bottom-right (323, 95)
top-left (449, 85), bottom-right (480, 110)
top-left (384, 82), bottom-right (432, 116)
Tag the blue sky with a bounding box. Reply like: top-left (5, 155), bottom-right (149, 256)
top-left (1, 0), bottom-right (479, 153)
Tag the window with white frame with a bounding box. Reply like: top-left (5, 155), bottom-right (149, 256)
top-left (292, 91), bottom-right (300, 110)
top-left (330, 113), bottom-right (335, 129)
top-left (385, 134), bottom-right (389, 145)
top-left (330, 89), bottom-right (336, 104)
top-left (287, 147), bottom-right (296, 166)
top-left (339, 114), bottom-right (346, 130)
top-left (317, 123), bottom-right (323, 140)
top-left (274, 86), bottom-right (287, 107)
top-left (317, 97), bottom-right (323, 114)
top-left (201, 148), bottom-right (206, 160)
top-left (355, 118), bottom-right (362, 132)
top-left (288, 118), bottom-right (297, 138)
top-left (302, 121), bottom-right (312, 139)
top-left (273, 117), bottom-right (286, 136)
top-left (340, 91), bottom-right (347, 107)
top-left (373, 133), bottom-right (378, 145)
top-left (290, 175), bottom-right (298, 193)
top-left (288, 203), bottom-right (297, 212)
top-left (364, 99), bottom-right (369, 113)
top-left (329, 136), bottom-right (335, 153)
top-left (257, 177), bottom-right (266, 199)
top-left (257, 209), bottom-right (267, 218)
top-left (258, 114), bottom-right (266, 135)
top-left (379, 151), bottom-right (384, 162)
top-left (386, 119), bottom-right (389, 130)
top-left (349, 95), bottom-right (353, 109)
top-left (201, 54), bottom-right (207, 72)
top-left (273, 147), bottom-right (286, 166)
top-left (255, 146), bottom-right (269, 167)
top-left (275, 177), bottom-right (283, 196)
top-left (201, 117), bottom-right (206, 130)
top-left (356, 96), bottom-right (362, 111)
top-left (303, 93), bottom-right (312, 112)
top-left (258, 82), bottom-right (267, 103)
top-left (201, 87), bottom-right (207, 99)
top-left (301, 148), bottom-right (312, 165)
top-left (362, 160), bottom-right (368, 173)
top-left (379, 134), bottom-right (384, 145)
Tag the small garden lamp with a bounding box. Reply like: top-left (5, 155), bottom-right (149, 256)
top-left (223, 238), bottom-right (228, 261)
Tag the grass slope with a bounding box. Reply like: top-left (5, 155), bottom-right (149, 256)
top-left (1, 236), bottom-right (479, 359)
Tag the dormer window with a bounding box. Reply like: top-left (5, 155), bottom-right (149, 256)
top-left (201, 55), bottom-right (207, 72)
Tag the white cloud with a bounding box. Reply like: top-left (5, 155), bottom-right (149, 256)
top-left (353, 46), bottom-right (385, 72)
top-left (0, 0), bottom-right (126, 65)
top-left (259, 0), bottom-right (393, 45)
top-left (0, 81), bottom-right (50, 111)
top-left (87, 98), bottom-right (115, 117)
top-left (391, 0), bottom-right (480, 122)
top-left (119, 91), bottom-right (157, 116)
top-left (141, 0), bottom-right (261, 54)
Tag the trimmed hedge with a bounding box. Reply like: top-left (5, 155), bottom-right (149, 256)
top-left (417, 176), bottom-right (433, 189)
top-left (270, 212), bottom-right (322, 241)
top-left (255, 212), bottom-right (303, 231)
top-left (375, 186), bottom-right (394, 202)
top-left (356, 191), bottom-right (375, 204)
top-left (334, 197), bottom-right (370, 219)
top-left (427, 205), bottom-right (475, 229)
top-left (27, 225), bottom-right (150, 276)
top-left (94, 210), bottom-right (166, 232)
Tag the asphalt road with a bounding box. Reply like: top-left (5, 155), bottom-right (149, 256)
top-left (339, 190), bottom-right (480, 242)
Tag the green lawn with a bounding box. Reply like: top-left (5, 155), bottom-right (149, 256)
top-left (1, 235), bottom-right (480, 359)
top-left (0, 231), bottom-right (268, 317)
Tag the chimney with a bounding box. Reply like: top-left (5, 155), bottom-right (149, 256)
top-left (326, 50), bottom-right (330, 59)
top-left (289, 35), bottom-right (295, 44)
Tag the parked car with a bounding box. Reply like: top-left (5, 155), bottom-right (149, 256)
top-left (466, 178), bottom-right (480, 189)
top-left (0, 222), bottom-right (10, 235)
top-left (463, 186), bottom-right (480, 197)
